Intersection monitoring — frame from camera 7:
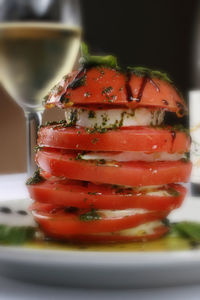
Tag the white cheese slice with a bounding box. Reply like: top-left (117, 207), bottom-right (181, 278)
top-left (95, 220), bottom-right (164, 236)
top-left (65, 107), bottom-right (165, 128)
top-left (81, 151), bottom-right (185, 162)
top-left (99, 208), bottom-right (149, 219)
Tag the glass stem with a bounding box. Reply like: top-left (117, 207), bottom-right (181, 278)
top-left (25, 111), bottom-right (42, 177)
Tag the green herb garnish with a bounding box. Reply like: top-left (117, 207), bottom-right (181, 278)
top-left (0, 225), bottom-right (35, 245)
top-left (88, 110), bottom-right (96, 118)
top-left (69, 109), bottom-right (78, 125)
top-left (168, 187), bottom-right (180, 197)
top-left (102, 86), bottom-right (113, 95)
top-left (79, 42), bottom-right (118, 69)
top-left (75, 151), bottom-right (87, 160)
top-left (39, 120), bottom-right (67, 129)
top-left (79, 208), bottom-right (101, 221)
top-left (26, 170), bottom-right (45, 185)
top-left (169, 222), bottom-right (200, 242)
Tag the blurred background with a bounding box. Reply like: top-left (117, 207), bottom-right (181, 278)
top-left (0, 0), bottom-right (198, 173)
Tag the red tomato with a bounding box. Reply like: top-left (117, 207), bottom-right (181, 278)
top-left (32, 208), bottom-right (169, 235)
top-left (28, 179), bottom-right (186, 211)
top-left (45, 68), bottom-right (127, 109)
top-left (45, 67), bottom-right (187, 115)
top-left (36, 149), bottom-right (192, 186)
top-left (128, 74), bottom-right (187, 116)
top-left (38, 126), bottom-right (191, 153)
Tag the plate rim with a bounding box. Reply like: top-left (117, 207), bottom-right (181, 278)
top-left (1, 245), bottom-right (200, 269)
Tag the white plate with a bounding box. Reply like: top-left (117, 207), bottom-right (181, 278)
top-left (0, 174), bottom-right (200, 288)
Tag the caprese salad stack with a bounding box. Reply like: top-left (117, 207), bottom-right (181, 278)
top-left (27, 44), bottom-right (192, 243)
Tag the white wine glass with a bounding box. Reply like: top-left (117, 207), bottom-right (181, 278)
top-left (0, 0), bottom-right (82, 175)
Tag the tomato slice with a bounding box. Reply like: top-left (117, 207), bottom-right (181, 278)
top-left (32, 208), bottom-right (169, 235)
top-left (38, 126), bottom-right (190, 153)
top-left (36, 149), bottom-right (192, 186)
top-left (45, 68), bottom-right (127, 109)
top-left (45, 67), bottom-right (187, 115)
top-left (28, 179), bottom-right (186, 211)
top-left (129, 75), bottom-right (187, 116)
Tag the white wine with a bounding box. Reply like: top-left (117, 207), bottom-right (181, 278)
top-left (0, 22), bottom-right (81, 111)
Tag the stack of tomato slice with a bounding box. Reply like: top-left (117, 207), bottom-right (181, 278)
top-left (27, 66), bottom-right (192, 243)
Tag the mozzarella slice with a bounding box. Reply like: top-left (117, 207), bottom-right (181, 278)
top-left (80, 151), bottom-right (185, 162)
top-left (95, 221), bottom-right (164, 236)
top-left (65, 107), bottom-right (165, 128)
top-left (99, 208), bottom-right (149, 219)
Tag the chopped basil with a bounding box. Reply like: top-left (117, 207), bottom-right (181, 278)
top-left (75, 151), bottom-right (87, 160)
top-left (79, 42), bottom-right (118, 69)
top-left (91, 138), bottom-right (99, 144)
top-left (26, 170), bottom-right (45, 185)
top-left (79, 208), bottom-right (101, 221)
top-left (168, 187), bottom-right (180, 197)
top-left (128, 66), bottom-right (172, 84)
top-left (88, 110), bottom-right (96, 118)
top-left (169, 222), bottom-right (200, 242)
top-left (97, 159), bottom-right (106, 165)
top-left (40, 120), bottom-right (67, 129)
top-left (88, 192), bottom-right (98, 195)
top-left (69, 109), bottom-right (78, 125)
top-left (85, 126), bottom-right (108, 134)
top-left (102, 86), bottom-right (113, 95)
top-left (0, 225), bottom-right (35, 245)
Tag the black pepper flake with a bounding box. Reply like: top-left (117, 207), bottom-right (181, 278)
top-left (102, 86), bottom-right (113, 95)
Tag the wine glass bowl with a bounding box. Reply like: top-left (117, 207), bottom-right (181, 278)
top-left (0, 0), bottom-right (81, 174)
top-left (0, 22), bottom-right (81, 112)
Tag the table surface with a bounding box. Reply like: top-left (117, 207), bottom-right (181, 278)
top-left (0, 173), bottom-right (200, 299)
